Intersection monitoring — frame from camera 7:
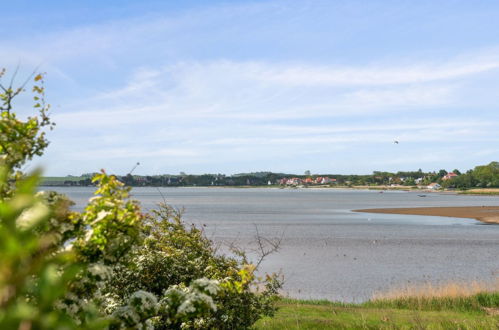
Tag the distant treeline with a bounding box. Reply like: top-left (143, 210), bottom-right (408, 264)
top-left (440, 161), bottom-right (499, 189)
top-left (40, 162), bottom-right (499, 189)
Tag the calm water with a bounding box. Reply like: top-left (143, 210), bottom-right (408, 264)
top-left (52, 187), bottom-right (499, 302)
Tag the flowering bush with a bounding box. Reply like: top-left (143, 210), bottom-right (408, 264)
top-left (104, 204), bottom-right (281, 329)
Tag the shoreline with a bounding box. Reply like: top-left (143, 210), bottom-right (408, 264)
top-left (40, 184), bottom-right (454, 192)
top-left (354, 206), bottom-right (499, 224)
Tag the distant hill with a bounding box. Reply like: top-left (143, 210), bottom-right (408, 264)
top-left (40, 176), bottom-right (85, 186)
top-left (232, 171), bottom-right (289, 178)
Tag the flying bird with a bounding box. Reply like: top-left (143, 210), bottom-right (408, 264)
top-left (394, 140), bottom-right (399, 144)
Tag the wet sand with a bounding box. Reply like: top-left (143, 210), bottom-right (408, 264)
top-left (354, 206), bottom-right (499, 224)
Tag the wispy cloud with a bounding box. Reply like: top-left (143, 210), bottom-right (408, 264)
top-left (43, 50), bottom-right (499, 174)
top-left (54, 50), bottom-right (498, 128)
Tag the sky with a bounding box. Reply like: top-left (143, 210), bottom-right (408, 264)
top-left (2, 0), bottom-right (499, 175)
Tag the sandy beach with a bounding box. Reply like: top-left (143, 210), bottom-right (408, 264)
top-left (354, 206), bottom-right (499, 224)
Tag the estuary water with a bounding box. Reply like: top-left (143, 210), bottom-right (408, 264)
top-left (52, 187), bottom-right (499, 302)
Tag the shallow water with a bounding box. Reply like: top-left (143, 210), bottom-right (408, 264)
top-left (52, 187), bottom-right (499, 302)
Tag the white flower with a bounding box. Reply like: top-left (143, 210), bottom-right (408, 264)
top-left (16, 202), bottom-right (50, 230)
top-left (83, 228), bottom-right (94, 242)
top-left (88, 263), bottom-right (111, 280)
top-left (178, 298), bottom-right (197, 314)
top-left (192, 278), bottom-right (220, 295)
top-left (93, 210), bottom-right (111, 223)
top-left (128, 290), bottom-right (159, 317)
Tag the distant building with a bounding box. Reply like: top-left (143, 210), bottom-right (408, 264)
top-left (286, 178), bottom-right (302, 185)
top-left (427, 183), bottom-right (442, 190)
top-left (315, 177), bottom-right (333, 184)
top-left (304, 178), bottom-right (314, 184)
top-left (442, 172), bottom-right (458, 180)
top-left (280, 177), bottom-right (335, 185)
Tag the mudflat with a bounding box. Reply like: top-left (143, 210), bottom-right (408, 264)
top-left (354, 206), bottom-right (499, 224)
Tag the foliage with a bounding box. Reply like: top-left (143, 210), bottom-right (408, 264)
top-left (442, 161), bottom-right (499, 189)
top-left (103, 204), bottom-right (281, 329)
top-left (0, 69), bottom-right (54, 196)
top-left (0, 168), bottom-right (82, 329)
top-left (0, 68), bottom-right (281, 329)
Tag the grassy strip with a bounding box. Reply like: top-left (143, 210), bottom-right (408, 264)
top-left (364, 292), bottom-right (499, 312)
top-left (457, 188), bottom-right (499, 195)
top-left (255, 295), bottom-right (499, 329)
top-left (458, 191), bottom-right (499, 195)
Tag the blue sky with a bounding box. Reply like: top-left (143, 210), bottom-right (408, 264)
top-left (2, 0), bottom-right (499, 175)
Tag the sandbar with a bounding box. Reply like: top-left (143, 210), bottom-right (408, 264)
top-left (354, 206), bottom-right (499, 224)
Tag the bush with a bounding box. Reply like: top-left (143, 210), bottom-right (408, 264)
top-left (105, 204), bottom-right (281, 329)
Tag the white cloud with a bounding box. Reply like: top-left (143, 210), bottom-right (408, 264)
top-left (54, 55), bottom-right (486, 127)
top-left (48, 50), bottom-right (499, 146)
top-left (251, 57), bottom-right (499, 86)
top-left (64, 147), bottom-right (203, 160)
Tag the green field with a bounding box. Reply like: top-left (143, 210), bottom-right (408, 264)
top-left (40, 176), bottom-right (85, 185)
top-left (255, 294), bottom-right (499, 329)
top-left (42, 176), bottom-right (84, 181)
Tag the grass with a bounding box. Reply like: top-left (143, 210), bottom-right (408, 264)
top-left (255, 300), bottom-right (498, 329)
top-left (458, 189), bottom-right (499, 195)
top-left (255, 282), bottom-right (499, 329)
top-left (367, 280), bottom-right (499, 312)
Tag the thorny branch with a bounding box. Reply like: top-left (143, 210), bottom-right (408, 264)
top-left (252, 223), bottom-right (284, 270)
top-left (0, 67), bottom-right (39, 114)
top-left (224, 224), bottom-right (285, 271)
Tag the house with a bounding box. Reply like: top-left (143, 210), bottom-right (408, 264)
top-left (427, 183), bottom-right (441, 190)
top-left (415, 177), bottom-right (424, 184)
top-left (442, 172), bottom-right (458, 180)
top-left (281, 177), bottom-right (302, 185)
top-left (321, 177), bottom-right (332, 184)
top-left (304, 177), bottom-right (314, 184)
top-left (315, 176), bottom-right (332, 184)
top-left (287, 178), bottom-right (302, 185)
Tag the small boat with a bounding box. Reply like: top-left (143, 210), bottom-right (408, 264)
top-left (417, 194), bottom-right (427, 197)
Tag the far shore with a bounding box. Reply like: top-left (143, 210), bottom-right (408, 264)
top-left (43, 183), bottom-right (499, 196)
top-left (354, 206), bottom-right (499, 224)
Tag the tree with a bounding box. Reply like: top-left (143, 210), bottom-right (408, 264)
top-left (0, 69), bottom-right (54, 196)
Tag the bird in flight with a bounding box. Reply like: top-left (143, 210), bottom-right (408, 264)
top-left (394, 140), bottom-right (399, 144)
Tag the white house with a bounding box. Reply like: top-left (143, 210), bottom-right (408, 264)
top-left (427, 182), bottom-right (441, 190)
